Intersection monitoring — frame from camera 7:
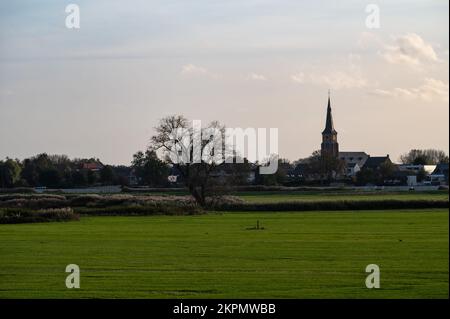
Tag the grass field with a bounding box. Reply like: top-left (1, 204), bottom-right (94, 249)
top-left (238, 191), bottom-right (449, 203)
top-left (0, 209), bottom-right (448, 298)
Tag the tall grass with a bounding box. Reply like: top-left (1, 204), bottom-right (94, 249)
top-left (0, 208), bottom-right (79, 224)
top-left (0, 194), bottom-right (206, 220)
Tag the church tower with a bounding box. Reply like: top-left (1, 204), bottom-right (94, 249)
top-left (321, 92), bottom-right (339, 158)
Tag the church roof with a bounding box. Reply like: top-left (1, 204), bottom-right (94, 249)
top-left (322, 95), bottom-right (337, 135)
top-left (339, 152), bottom-right (369, 157)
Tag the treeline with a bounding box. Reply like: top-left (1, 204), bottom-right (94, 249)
top-left (1, 148), bottom-right (448, 189)
top-left (0, 154), bottom-right (130, 188)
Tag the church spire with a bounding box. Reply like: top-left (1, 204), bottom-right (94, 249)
top-left (321, 91), bottom-right (339, 158)
top-left (322, 90), bottom-right (336, 134)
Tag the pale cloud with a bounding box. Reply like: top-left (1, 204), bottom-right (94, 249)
top-left (291, 70), bottom-right (368, 90)
top-left (381, 33), bottom-right (439, 67)
top-left (291, 53), bottom-right (368, 90)
top-left (248, 73), bottom-right (267, 81)
top-left (291, 72), bottom-right (305, 84)
top-left (181, 64), bottom-right (208, 75)
top-left (371, 78), bottom-right (449, 102)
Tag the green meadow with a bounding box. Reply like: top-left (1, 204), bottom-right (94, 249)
top-left (0, 209), bottom-right (448, 299)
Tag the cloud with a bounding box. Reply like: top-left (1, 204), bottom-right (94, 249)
top-left (291, 72), bottom-right (305, 83)
top-left (381, 33), bottom-right (439, 67)
top-left (291, 54), bottom-right (369, 90)
top-left (248, 73), bottom-right (267, 81)
top-left (181, 64), bottom-right (208, 75)
top-left (291, 70), bottom-right (368, 90)
top-left (371, 78), bottom-right (449, 102)
top-left (180, 64), bottom-right (219, 79)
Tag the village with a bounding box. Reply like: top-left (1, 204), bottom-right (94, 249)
top-left (1, 95), bottom-right (448, 193)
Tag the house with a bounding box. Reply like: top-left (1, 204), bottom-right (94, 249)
top-left (287, 163), bottom-right (310, 180)
top-left (80, 161), bottom-right (104, 171)
top-left (429, 163), bottom-right (449, 184)
top-left (166, 161), bottom-right (256, 185)
top-left (398, 164), bottom-right (437, 175)
top-left (289, 163), bottom-right (306, 178)
top-left (339, 152), bottom-right (369, 168)
top-left (346, 162), bottom-right (361, 177)
top-left (335, 152), bottom-right (368, 178)
top-left (362, 155), bottom-right (392, 170)
top-left (396, 164), bottom-right (437, 186)
top-left (167, 166), bottom-right (183, 184)
top-left (127, 169), bottom-right (138, 186)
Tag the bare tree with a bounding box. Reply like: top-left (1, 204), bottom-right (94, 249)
top-left (150, 115), bottom-right (228, 206)
top-left (400, 149), bottom-right (449, 165)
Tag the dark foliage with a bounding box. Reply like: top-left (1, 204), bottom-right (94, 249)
top-left (0, 207), bottom-right (79, 224)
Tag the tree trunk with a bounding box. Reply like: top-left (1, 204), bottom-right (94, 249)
top-left (189, 184), bottom-right (206, 207)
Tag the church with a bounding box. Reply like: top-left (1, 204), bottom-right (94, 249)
top-left (320, 93), bottom-right (390, 177)
top-left (320, 93), bottom-right (340, 159)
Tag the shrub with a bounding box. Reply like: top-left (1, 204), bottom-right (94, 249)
top-left (0, 195), bottom-right (68, 209)
top-left (0, 207), bottom-right (79, 224)
top-left (74, 202), bottom-right (201, 216)
top-left (212, 199), bottom-right (449, 212)
top-left (0, 194), bottom-right (66, 201)
top-left (0, 188), bottom-right (36, 194)
top-left (205, 195), bottom-right (245, 207)
top-left (68, 194), bottom-right (103, 206)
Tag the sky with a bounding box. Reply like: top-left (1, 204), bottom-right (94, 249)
top-left (0, 0), bottom-right (448, 165)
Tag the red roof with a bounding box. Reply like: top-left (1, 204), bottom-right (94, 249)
top-left (81, 162), bottom-right (103, 170)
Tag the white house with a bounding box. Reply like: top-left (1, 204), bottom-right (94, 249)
top-left (346, 163), bottom-right (361, 177)
top-left (398, 164), bottom-right (437, 175)
top-left (339, 152), bottom-right (369, 168)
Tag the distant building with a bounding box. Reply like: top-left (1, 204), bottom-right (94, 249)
top-left (167, 166), bottom-right (183, 184)
top-left (288, 163), bottom-right (310, 180)
top-left (320, 95), bottom-right (370, 174)
top-left (398, 164), bottom-right (436, 175)
top-left (429, 163), bottom-right (449, 184)
top-left (80, 161), bottom-right (104, 171)
top-left (339, 152), bottom-right (369, 168)
top-left (407, 175), bottom-right (418, 187)
top-left (346, 162), bottom-right (361, 177)
top-left (395, 164), bottom-right (436, 186)
top-left (320, 93), bottom-right (339, 158)
top-left (362, 155), bottom-right (392, 170)
top-left (314, 92), bottom-right (446, 186)
top-left (128, 169), bottom-right (138, 186)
